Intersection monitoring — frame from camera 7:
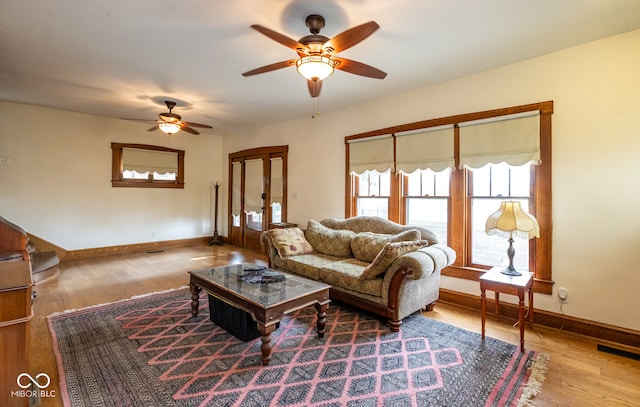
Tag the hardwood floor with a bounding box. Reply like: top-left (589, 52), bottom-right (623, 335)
top-left (28, 244), bottom-right (639, 406)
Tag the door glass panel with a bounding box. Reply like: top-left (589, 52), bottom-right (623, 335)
top-left (244, 159), bottom-right (263, 231)
top-left (270, 157), bottom-right (283, 224)
top-left (231, 162), bottom-right (241, 227)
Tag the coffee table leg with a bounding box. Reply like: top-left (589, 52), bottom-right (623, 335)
top-left (189, 284), bottom-right (201, 317)
top-left (315, 302), bottom-right (328, 338)
top-left (257, 323), bottom-right (277, 366)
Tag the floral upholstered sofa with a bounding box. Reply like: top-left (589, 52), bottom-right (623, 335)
top-left (261, 216), bottom-right (456, 331)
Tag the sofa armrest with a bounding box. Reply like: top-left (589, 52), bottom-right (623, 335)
top-left (382, 243), bottom-right (456, 282)
top-left (260, 231), bottom-right (279, 268)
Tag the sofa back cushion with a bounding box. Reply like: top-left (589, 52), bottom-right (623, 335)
top-left (358, 240), bottom-right (429, 280)
top-left (320, 216), bottom-right (439, 245)
top-left (351, 229), bottom-right (421, 263)
top-left (305, 220), bottom-right (355, 258)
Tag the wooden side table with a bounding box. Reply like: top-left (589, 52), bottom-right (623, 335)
top-left (480, 267), bottom-right (533, 352)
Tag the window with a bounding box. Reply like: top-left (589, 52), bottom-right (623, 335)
top-left (468, 163), bottom-right (533, 270)
top-left (403, 168), bottom-right (450, 244)
top-left (355, 170), bottom-right (391, 218)
top-left (345, 102), bottom-right (553, 294)
top-left (111, 143), bottom-right (185, 189)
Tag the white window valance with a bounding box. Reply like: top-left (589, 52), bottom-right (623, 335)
top-left (348, 135), bottom-right (394, 175)
top-left (395, 125), bottom-right (455, 173)
top-left (459, 112), bottom-right (541, 169)
top-left (122, 147), bottom-right (177, 174)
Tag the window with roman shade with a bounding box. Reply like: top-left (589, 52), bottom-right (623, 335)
top-left (348, 136), bottom-right (394, 175)
top-left (459, 112), bottom-right (540, 169)
top-left (122, 147), bottom-right (178, 175)
top-left (395, 125), bottom-right (455, 174)
top-left (344, 101), bottom-right (554, 294)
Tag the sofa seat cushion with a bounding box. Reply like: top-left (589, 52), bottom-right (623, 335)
top-left (305, 220), bottom-right (356, 258)
top-left (274, 253), bottom-right (341, 280)
top-left (264, 227), bottom-right (314, 259)
top-left (351, 229), bottom-right (421, 262)
top-left (359, 240), bottom-right (429, 280)
top-left (318, 258), bottom-right (382, 297)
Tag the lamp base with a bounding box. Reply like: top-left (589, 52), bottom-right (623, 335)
top-left (500, 266), bottom-right (522, 276)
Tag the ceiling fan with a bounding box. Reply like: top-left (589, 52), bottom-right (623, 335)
top-left (242, 14), bottom-right (387, 98)
top-left (121, 101), bottom-right (213, 135)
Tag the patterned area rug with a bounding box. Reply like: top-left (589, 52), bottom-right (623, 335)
top-left (48, 288), bottom-right (548, 407)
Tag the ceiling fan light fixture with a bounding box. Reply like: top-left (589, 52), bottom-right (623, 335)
top-left (158, 122), bottom-right (181, 135)
top-left (296, 55), bottom-right (336, 81)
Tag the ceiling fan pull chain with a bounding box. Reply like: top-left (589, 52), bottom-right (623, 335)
top-left (311, 97), bottom-right (321, 119)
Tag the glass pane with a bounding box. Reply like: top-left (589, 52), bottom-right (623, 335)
top-left (244, 159), bottom-right (263, 231)
top-left (471, 198), bottom-right (530, 269)
top-left (406, 198), bottom-right (448, 244)
top-left (358, 172), bottom-right (370, 196)
top-left (421, 171), bottom-right (435, 196)
top-left (270, 157), bottom-right (283, 224)
top-left (471, 165), bottom-right (491, 196)
top-left (510, 164), bottom-right (531, 197)
top-left (357, 197), bottom-right (388, 219)
top-left (123, 170), bottom-right (150, 179)
top-left (231, 162), bottom-right (242, 227)
top-left (434, 169), bottom-right (450, 196)
top-left (405, 170), bottom-right (421, 196)
top-left (271, 202), bottom-right (282, 224)
top-left (491, 163), bottom-right (510, 197)
top-left (152, 172), bottom-right (176, 180)
top-left (379, 170), bottom-right (391, 196)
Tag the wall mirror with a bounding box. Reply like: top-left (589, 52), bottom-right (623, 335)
top-left (111, 142), bottom-right (185, 188)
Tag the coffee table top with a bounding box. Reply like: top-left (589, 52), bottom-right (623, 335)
top-left (189, 263), bottom-right (330, 308)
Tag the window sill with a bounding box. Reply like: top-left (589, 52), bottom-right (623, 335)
top-left (111, 180), bottom-right (185, 189)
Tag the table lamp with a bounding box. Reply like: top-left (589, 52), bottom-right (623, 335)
top-left (485, 201), bottom-right (540, 276)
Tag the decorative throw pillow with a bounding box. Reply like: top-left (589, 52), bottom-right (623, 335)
top-left (266, 228), bottom-right (314, 259)
top-left (351, 229), bottom-right (422, 263)
top-left (358, 240), bottom-right (428, 280)
top-left (305, 220), bottom-right (356, 258)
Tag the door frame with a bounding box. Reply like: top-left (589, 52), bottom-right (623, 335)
top-left (228, 145), bottom-right (289, 250)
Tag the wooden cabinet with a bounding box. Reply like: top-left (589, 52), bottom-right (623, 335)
top-left (0, 261), bottom-right (33, 407)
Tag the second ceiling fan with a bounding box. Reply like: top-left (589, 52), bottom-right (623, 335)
top-left (242, 14), bottom-right (387, 98)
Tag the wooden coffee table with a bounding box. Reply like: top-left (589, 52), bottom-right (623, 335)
top-left (189, 263), bottom-right (330, 366)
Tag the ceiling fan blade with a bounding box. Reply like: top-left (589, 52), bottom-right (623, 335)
top-left (324, 21), bottom-right (380, 54)
top-left (180, 125), bottom-right (199, 135)
top-left (334, 57), bottom-right (387, 79)
top-left (182, 121), bottom-right (213, 129)
top-left (307, 80), bottom-right (322, 98)
top-left (147, 124), bottom-right (159, 132)
top-left (242, 60), bottom-right (296, 77)
top-left (250, 25), bottom-right (304, 50)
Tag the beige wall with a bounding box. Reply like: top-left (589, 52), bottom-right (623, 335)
top-left (223, 29), bottom-right (640, 331)
top-left (0, 102), bottom-right (223, 250)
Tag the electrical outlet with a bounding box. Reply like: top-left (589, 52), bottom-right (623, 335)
top-left (0, 156), bottom-right (11, 165)
top-left (558, 287), bottom-right (568, 303)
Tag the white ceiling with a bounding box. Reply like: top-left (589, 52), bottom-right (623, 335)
top-left (1, 0), bottom-right (640, 136)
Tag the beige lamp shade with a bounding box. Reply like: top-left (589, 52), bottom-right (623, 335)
top-left (485, 201), bottom-right (540, 240)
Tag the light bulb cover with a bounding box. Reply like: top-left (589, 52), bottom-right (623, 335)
top-left (158, 122), bottom-right (181, 135)
top-left (296, 55), bottom-right (336, 81)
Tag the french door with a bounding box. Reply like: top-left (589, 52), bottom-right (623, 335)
top-left (228, 146), bottom-right (288, 251)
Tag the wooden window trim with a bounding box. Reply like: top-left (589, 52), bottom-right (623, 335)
top-left (111, 142), bottom-right (185, 189)
top-left (345, 101), bottom-right (554, 294)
